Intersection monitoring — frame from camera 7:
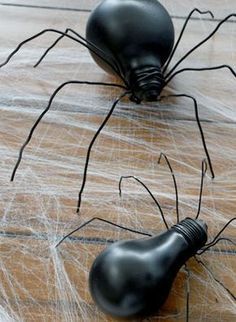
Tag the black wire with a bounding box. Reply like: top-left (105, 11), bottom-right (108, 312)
top-left (76, 91), bottom-right (130, 213)
top-left (160, 94), bottom-right (215, 179)
top-left (165, 14), bottom-right (236, 79)
top-left (165, 65), bottom-right (236, 85)
top-left (34, 28), bottom-right (81, 67)
top-left (198, 237), bottom-right (236, 255)
top-left (195, 159), bottom-right (207, 219)
top-left (33, 27), bottom-right (121, 76)
top-left (119, 175), bottom-right (169, 230)
top-left (55, 216), bottom-right (152, 248)
top-left (163, 8), bottom-right (214, 75)
top-left (158, 153), bottom-right (180, 223)
top-left (204, 217), bottom-right (236, 247)
top-left (0, 28), bottom-right (126, 84)
top-left (10, 81), bottom-right (127, 182)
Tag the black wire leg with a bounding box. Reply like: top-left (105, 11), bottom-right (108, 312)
top-left (34, 28), bottom-right (77, 67)
top-left (10, 81), bottom-right (127, 182)
top-left (195, 159), bottom-right (207, 219)
top-left (163, 8), bottom-right (214, 75)
top-left (34, 27), bottom-right (120, 73)
top-left (160, 94), bottom-right (215, 179)
top-left (198, 237), bottom-right (236, 255)
top-left (198, 217), bottom-right (236, 254)
top-left (157, 153), bottom-right (180, 223)
top-left (76, 91), bottom-right (129, 213)
top-left (0, 28), bottom-right (122, 80)
top-left (165, 65), bottom-right (236, 85)
top-left (165, 13), bottom-right (236, 79)
top-left (119, 175), bottom-right (169, 230)
top-left (56, 216), bottom-right (152, 248)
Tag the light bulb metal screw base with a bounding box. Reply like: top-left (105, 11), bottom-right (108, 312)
top-left (172, 217), bottom-right (208, 253)
top-left (129, 66), bottom-right (165, 103)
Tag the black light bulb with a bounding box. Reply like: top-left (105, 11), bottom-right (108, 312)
top-left (89, 218), bottom-right (208, 318)
top-left (86, 0), bottom-right (175, 101)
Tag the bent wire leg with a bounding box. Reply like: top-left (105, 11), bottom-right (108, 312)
top-left (10, 81), bottom-right (127, 182)
top-left (159, 94), bottom-right (215, 179)
top-left (195, 159), bottom-right (207, 219)
top-left (56, 216), bottom-right (152, 248)
top-left (0, 28), bottom-right (122, 80)
top-left (34, 28), bottom-right (75, 67)
top-left (198, 237), bottom-right (236, 255)
top-left (34, 27), bottom-right (120, 73)
top-left (77, 91), bottom-right (129, 213)
top-left (165, 65), bottom-right (236, 85)
top-left (163, 8), bottom-right (214, 75)
top-left (158, 153), bottom-right (180, 223)
top-left (165, 14), bottom-right (236, 79)
top-left (198, 217), bottom-right (236, 254)
top-left (119, 175), bottom-right (169, 230)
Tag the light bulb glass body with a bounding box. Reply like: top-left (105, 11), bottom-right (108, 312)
top-left (89, 218), bottom-right (207, 318)
top-left (86, 0), bottom-right (175, 101)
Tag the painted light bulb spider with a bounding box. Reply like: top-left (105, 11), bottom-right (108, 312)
top-left (1, 0), bottom-right (236, 212)
top-left (56, 153), bottom-right (236, 321)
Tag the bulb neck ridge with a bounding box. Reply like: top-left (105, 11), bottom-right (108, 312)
top-left (129, 66), bottom-right (165, 103)
top-left (172, 218), bottom-right (208, 253)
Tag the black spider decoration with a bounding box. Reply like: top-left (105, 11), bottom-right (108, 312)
top-left (55, 153), bottom-right (236, 321)
top-left (1, 2), bottom-right (236, 212)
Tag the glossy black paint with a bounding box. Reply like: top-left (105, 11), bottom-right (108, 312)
top-left (89, 218), bottom-right (207, 318)
top-left (86, 0), bottom-right (175, 101)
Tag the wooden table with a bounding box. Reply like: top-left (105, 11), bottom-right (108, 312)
top-left (0, 1), bottom-right (235, 321)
